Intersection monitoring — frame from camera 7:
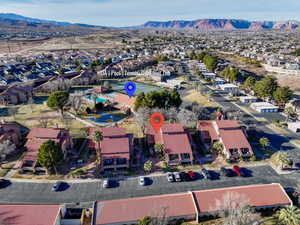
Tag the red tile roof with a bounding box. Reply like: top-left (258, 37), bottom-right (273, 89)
top-left (147, 124), bottom-right (193, 156)
top-left (193, 183), bottom-right (291, 213)
top-left (27, 128), bottom-right (62, 139)
top-left (219, 129), bottom-right (252, 151)
top-left (0, 204), bottom-right (60, 225)
top-left (215, 120), bottom-right (240, 129)
top-left (198, 121), bottom-right (218, 140)
top-left (96, 193), bottom-right (196, 225)
top-left (89, 127), bottom-right (126, 137)
top-left (95, 184), bottom-right (291, 225)
top-left (23, 139), bottom-right (48, 163)
top-left (89, 127), bottom-right (131, 157)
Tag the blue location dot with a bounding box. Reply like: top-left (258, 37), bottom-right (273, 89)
top-left (124, 81), bottom-right (136, 98)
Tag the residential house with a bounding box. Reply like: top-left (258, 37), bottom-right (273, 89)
top-left (146, 124), bottom-right (194, 165)
top-left (88, 127), bottom-right (133, 171)
top-left (203, 72), bottom-right (216, 79)
top-left (0, 121), bottom-right (22, 147)
top-left (0, 84), bottom-right (33, 105)
top-left (219, 83), bottom-right (239, 96)
top-left (250, 102), bottom-right (279, 113)
top-left (239, 95), bottom-right (258, 104)
top-left (198, 120), bottom-right (253, 159)
top-left (21, 128), bottom-right (73, 173)
top-left (95, 183), bottom-right (292, 225)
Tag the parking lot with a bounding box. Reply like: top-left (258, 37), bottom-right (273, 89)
top-left (0, 165), bottom-right (298, 204)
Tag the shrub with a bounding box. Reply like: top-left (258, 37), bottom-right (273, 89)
top-left (250, 155), bottom-right (257, 161)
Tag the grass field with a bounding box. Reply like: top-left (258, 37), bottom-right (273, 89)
top-left (183, 89), bottom-right (218, 107)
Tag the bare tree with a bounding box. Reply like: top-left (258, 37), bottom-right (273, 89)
top-left (69, 95), bottom-right (83, 115)
top-left (135, 108), bottom-right (151, 135)
top-left (61, 114), bottom-right (73, 129)
top-left (165, 107), bottom-right (178, 123)
top-left (0, 140), bottom-right (16, 167)
top-left (28, 96), bottom-right (34, 113)
top-left (177, 108), bottom-right (198, 128)
top-left (210, 192), bottom-right (261, 225)
top-left (150, 206), bottom-right (170, 225)
top-left (39, 117), bottom-right (50, 128)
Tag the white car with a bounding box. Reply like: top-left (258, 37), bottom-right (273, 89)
top-left (174, 172), bottom-right (181, 182)
top-left (139, 177), bottom-right (146, 186)
top-left (167, 172), bottom-right (174, 182)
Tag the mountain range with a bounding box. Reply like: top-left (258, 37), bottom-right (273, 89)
top-left (141, 19), bottom-right (300, 30)
top-left (0, 13), bottom-right (299, 31)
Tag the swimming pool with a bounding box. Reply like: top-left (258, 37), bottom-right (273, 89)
top-left (88, 113), bottom-right (121, 124)
top-left (86, 95), bottom-right (107, 103)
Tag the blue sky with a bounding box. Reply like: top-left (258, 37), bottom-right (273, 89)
top-left (1, 0), bottom-right (300, 26)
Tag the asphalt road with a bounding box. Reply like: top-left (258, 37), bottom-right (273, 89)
top-left (0, 165), bottom-right (299, 204)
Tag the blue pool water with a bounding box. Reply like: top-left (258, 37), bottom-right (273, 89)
top-left (89, 113), bottom-right (120, 123)
top-left (86, 95), bottom-right (107, 103)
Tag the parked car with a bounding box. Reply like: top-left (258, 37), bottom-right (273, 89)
top-left (0, 179), bottom-right (9, 189)
top-left (188, 170), bottom-right (196, 180)
top-left (139, 177), bottom-right (146, 186)
top-left (103, 179), bottom-right (111, 188)
top-left (201, 168), bottom-right (211, 179)
top-left (174, 172), bottom-right (181, 182)
top-left (233, 165), bottom-right (244, 177)
top-left (167, 172), bottom-right (174, 182)
top-left (180, 172), bottom-right (190, 182)
top-left (220, 167), bottom-right (231, 177)
top-left (52, 181), bottom-right (63, 192)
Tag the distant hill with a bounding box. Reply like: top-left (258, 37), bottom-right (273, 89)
top-left (139, 19), bottom-right (300, 30)
top-left (0, 13), bottom-right (104, 28)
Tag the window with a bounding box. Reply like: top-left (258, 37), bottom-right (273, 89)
top-left (181, 153), bottom-right (190, 160)
top-left (241, 148), bottom-right (249, 155)
top-left (229, 148), bottom-right (239, 155)
top-left (103, 158), bottom-right (114, 166)
top-left (169, 154), bottom-right (179, 161)
top-left (116, 158), bottom-right (127, 165)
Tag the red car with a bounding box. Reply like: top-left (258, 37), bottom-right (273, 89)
top-left (188, 170), bottom-right (196, 180)
top-left (233, 165), bottom-right (242, 176)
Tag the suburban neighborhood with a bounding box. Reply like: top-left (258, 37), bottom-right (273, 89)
top-left (1, 4), bottom-right (300, 225)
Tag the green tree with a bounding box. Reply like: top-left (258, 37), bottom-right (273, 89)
top-left (76, 65), bottom-right (83, 72)
top-left (264, 206), bottom-right (300, 225)
top-left (144, 160), bottom-right (153, 173)
top-left (271, 151), bottom-right (292, 169)
top-left (138, 216), bottom-right (152, 225)
top-left (243, 77), bottom-right (257, 92)
top-left (259, 137), bottom-right (270, 150)
top-left (37, 140), bottom-right (63, 174)
top-left (47, 91), bottom-right (69, 116)
top-left (212, 142), bottom-right (223, 155)
top-left (203, 54), bottom-right (218, 72)
top-left (134, 92), bottom-right (146, 111)
top-left (254, 75), bottom-right (278, 100)
top-left (285, 107), bottom-right (297, 122)
top-left (273, 87), bottom-right (293, 108)
top-left (154, 144), bottom-right (165, 155)
top-left (93, 130), bottom-right (103, 167)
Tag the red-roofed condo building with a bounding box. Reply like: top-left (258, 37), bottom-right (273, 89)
top-left (21, 128), bottom-right (73, 173)
top-left (147, 124), bottom-right (194, 165)
top-left (88, 127), bottom-right (133, 171)
top-left (198, 120), bottom-right (254, 160)
top-left (95, 183), bottom-right (292, 224)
